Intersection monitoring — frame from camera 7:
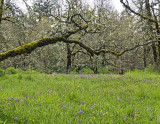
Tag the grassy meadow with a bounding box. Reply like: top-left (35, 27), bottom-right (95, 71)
top-left (0, 68), bottom-right (160, 123)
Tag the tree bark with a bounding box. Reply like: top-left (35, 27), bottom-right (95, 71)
top-left (0, 0), bottom-right (4, 24)
top-left (66, 44), bottom-right (71, 74)
top-left (145, 0), bottom-right (158, 63)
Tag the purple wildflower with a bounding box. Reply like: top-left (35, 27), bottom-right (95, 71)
top-left (132, 113), bottom-right (135, 117)
top-left (15, 98), bottom-right (18, 102)
top-left (149, 108), bottom-right (152, 111)
top-left (25, 96), bottom-right (28, 99)
top-left (59, 104), bottom-right (65, 108)
top-left (69, 106), bottom-right (72, 109)
top-left (90, 104), bottom-right (93, 107)
top-left (87, 122), bottom-right (89, 124)
top-left (110, 91), bottom-right (113, 94)
top-left (7, 103), bottom-right (10, 106)
top-left (125, 116), bottom-right (128, 120)
top-left (78, 110), bottom-right (82, 114)
top-left (8, 97), bottom-right (13, 100)
top-left (90, 114), bottom-right (92, 116)
top-left (14, 117), bottom-right (17, 120)
top-left (20, 99), bottom-right (23, 103)
top-left (132, 89), bottom-right (135, 92)
top-left (81, 101), bottom-right (84, 104)
top-left (117, 97), bottom-right (122, 102)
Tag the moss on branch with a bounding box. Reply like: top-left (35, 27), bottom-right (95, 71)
top-left (0, 36), bottom-right (124, 61)
top-left (0, 36), bottom-right (158, 62)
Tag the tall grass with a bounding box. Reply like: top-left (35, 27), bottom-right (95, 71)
top-left (0, 68), bottom-right (160, 123)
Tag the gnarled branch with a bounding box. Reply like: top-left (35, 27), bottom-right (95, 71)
top-left (0, 35), bottom-right (159, 62)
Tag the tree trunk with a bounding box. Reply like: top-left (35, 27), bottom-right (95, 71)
top-left (145, 0), bottom-right (158, 63)
top-left (0, 0), bottom-right (4, 24)
top-left (66, 44), bottom-right (71, 74)
top-left (101, 45), bottom-right (106, 66)
top-left (143, 47), bottom-right (147, 68)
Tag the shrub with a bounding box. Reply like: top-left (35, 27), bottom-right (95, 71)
top-left (98, 67), bottom-right (112, 74)
top-left (6, 67), bottom-right (17, 74)
top-left (0, 68), bottom-right (5, 77)
top-left (81, 68), bottom-right (94, 74)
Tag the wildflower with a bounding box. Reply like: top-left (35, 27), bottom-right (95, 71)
top-left (8, 97), bottom-right (13, 100)
top-left (132, 89), bottom-right (135, 92)
top-left (94, 104), bottom-right (96, 106)
top-left (75, 115), bottom-right (77, 117)
top-left (149, 108), bottom-right (152, 111)
top-left (25, 96), bottom-right (28, 99)
top-left (81, 101), bottom-right (84, 104)
top-left (132, 113), bottom-right (135, 117)
top-left (0, 87), bottom-right (2, 90)
top-left (59, 104), bottom-right (65, 108)
top-left (69, 106), bottom-right (72, 109)
top-left (87, 122), bottom-right (89, 124)
top-left (14, 117), bottom-right (18, 120)
top-left (7, 103), bottom-right (10, 106)
top-left (20, 99), bottom-right (23, 103)
top-left (90, 104), bottom-right (93, 107)
top-left (78, 110), bottom-right (82, 114)
top-left (39, 102), bottom-right (42, 106)
top-left (90, 114), bottom-right (92, 116)
top-left (117, 97), bottom-right (122, 102)
top-left (125, 116), bottom-right (128, 120)
top-left (15, 98), bottom-right (18, 102)
top-left (110, 91), bottom-right (113, 94)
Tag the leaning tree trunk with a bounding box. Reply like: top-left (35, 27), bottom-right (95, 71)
top-left (66, 44), bottom-right (72, 74)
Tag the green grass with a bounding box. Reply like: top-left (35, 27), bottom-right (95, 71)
top-left (0, 69), bottom-right (160, 123)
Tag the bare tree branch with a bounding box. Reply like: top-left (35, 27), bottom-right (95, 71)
top-left (120, 0), bottom-right (157, 23)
